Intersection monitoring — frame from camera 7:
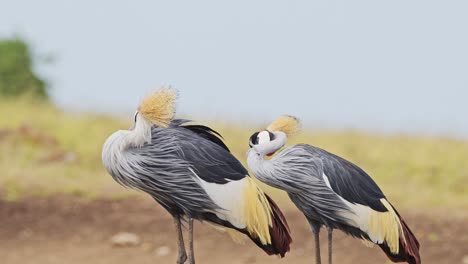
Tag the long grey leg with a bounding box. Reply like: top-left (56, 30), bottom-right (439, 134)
top-left (173, 216), bottom-right (187, 264)
top-left (327, 227), bottom-right (333, 264)
top-left (310, 222), bottom-right (322, 264)
top-left (187, 218), bottom-right (195, 264)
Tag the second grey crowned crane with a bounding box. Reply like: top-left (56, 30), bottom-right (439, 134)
top-left (102, 89), bottom-right (291, 264)
top-left (247, 116), bottom-right (420, 264)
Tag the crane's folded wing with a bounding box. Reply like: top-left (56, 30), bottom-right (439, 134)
top-left (175, 121), bottom-right (248, 184)
top-left (290, 144), bottom-right (387, 212)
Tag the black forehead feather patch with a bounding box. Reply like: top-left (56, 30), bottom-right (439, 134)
top-left (249, 132), bottom-right (260, 147)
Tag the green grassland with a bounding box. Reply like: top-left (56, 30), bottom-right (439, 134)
top-left (1, 98), bottom-right (467, 209)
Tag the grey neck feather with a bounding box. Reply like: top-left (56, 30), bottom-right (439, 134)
top-left (127, 116), bottom-right (153, 148)
top-left (123, 117), bottom-right (153, 148)
top-left (102, 116), bottom-right (153, 175)
top-left (247, 131), bottom-right (286, 186)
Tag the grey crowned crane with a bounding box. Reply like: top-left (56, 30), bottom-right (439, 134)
top-left (102, 89), bottom-right (291, 264)
top-left (247, 115), bottom-right (421, 264)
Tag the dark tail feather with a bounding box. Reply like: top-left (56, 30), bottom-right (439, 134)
top-left (379, 207), bottom-right (421, 264)
top-left (265, 194), bottom-right (292, 257)
top-left (247, 194), bottom-right (292, 257)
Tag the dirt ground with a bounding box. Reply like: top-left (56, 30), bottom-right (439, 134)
top-left (0, 196), bottom-right (467, 264)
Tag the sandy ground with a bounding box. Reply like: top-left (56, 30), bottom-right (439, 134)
top-left (0, 195), bottom-right (467, 264)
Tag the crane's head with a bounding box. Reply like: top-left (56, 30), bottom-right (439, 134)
top-left (130, 87), bottom-right (178, 130)
top-left (248, 115), bottom-right (301, 157)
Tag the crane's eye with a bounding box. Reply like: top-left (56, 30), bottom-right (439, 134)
top-left (249, 132), bottom-right (260, 148)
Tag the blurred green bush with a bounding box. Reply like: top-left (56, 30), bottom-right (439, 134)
top-left (0, 38), bottom-right (48, 99)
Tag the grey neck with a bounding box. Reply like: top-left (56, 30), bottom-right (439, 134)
top-left (247, 131), bottom-right (287, 182)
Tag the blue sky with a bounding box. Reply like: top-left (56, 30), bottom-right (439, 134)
top-left (1, 1), bottom-right (467, 137)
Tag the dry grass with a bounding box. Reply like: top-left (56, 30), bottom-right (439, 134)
top-left (0, 99), bottom-right (128, 200)
top-left (1, 98), bottom-right (467, 209)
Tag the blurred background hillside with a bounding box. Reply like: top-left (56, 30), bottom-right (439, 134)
top-left (0, 1), bottom-right (467, 264)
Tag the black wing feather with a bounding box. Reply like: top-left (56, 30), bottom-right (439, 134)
top-left (171, 119), bottom-right (230, 152)
top-left (182, 124), bottom-right (230, 152)
top-left (171, 120), bottom-right (247, 184)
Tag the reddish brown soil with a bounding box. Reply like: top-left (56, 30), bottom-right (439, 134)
top-left (0, 196), bottom-right (466, 264)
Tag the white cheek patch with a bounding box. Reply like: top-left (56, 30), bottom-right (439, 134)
top-left (257, 131), bottom-right (271, 145)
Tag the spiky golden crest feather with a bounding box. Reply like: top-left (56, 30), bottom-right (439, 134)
top-left (138, 87), bottom-right (178, 128)
top-left (267, 115), bottom-right (301, 136)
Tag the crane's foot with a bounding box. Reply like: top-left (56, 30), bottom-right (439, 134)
top-left (176, 253), bottom-right (187, 264)
top-left (186, 257), bottom-right (195, 264)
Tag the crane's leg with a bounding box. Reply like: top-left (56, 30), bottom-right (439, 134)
top-left (310, 222), bottom-right (322, 264)
top-left (173, 216), bottom-right (187, 264)
top-left (187, 218), bottom-right (195, 264)
top-left (327, 227), bottom-right (333, 264)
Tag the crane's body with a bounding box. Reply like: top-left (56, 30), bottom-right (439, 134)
top-left (104, 119), bottom-right (219, 217)
top-left (247, 116), bottom-right (420, 264)
top-left (102, 89), bottom-right (291, 264)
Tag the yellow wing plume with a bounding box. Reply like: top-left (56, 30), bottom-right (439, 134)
top-left (243, 177), bottom-right (273, 245)
top-left (138, 87), bottom-right (178, 128)
top-left (368, 199), bottom-right (404, 254)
